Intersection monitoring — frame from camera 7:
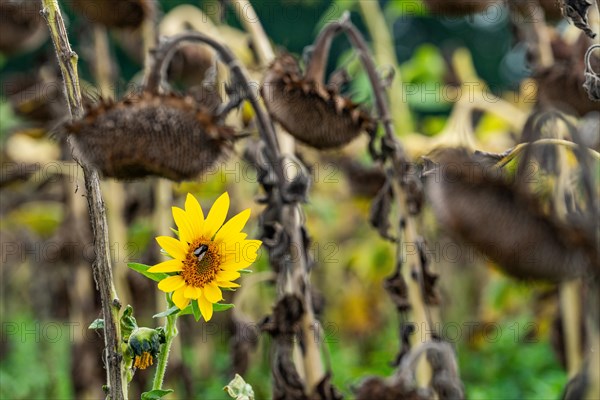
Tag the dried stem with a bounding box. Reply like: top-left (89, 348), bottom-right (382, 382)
top-left (91, 25), bottom-right (133, 309)
top-left (337, 14), bottom-right (442, 388)
top-left (304, 21), bottom-right (344, 84)
top-left (230, 0), bottom-right (296, 153)
top-left (560, 280), bottom-right (583, 377)
top-left (231, 0), bottom-right (275, 64)
top-left (40, 1), bottom-right (125, 398)
top-left (230, 2), bottom-right (329, 391)
top-left (357, 1), bottom-right (414, 134)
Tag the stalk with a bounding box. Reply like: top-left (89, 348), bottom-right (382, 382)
top-left (152, 309), bottom-right (179, 390)
top-left (40, 1), bottom-right (125, 398)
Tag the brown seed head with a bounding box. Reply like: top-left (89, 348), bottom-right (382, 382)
top-left (69, 0), bottom-right (151, 29)
top-left (262, 54), bottom-right (375, 150)
top-left (422, 0), bottom-right (497, 16)
top-left (0, 0), bottom-right (47, 55)
top-left (66, 91), bottom-right (235, 181)
top-left (425, 148), bottom-right (596, 281)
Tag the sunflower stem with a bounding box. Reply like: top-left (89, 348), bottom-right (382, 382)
top-left (152, 306), bottom-right (179, 391)
top-left (41, 1), bottom-right (126, 399)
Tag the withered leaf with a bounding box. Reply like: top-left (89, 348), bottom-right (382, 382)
top-left (561, 0), bottom-right (597, 38)
top-left (369, 177), bottom-right (395, 241)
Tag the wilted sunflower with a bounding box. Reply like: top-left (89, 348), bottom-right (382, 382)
top-left (149, 193), bottom-right (261, 321)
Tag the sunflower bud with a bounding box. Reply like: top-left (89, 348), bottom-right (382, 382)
top-left (127, 327), bottom-right (165, 370)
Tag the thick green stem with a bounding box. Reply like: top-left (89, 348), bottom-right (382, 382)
top-left (152, 308), bottom-right (179, 390)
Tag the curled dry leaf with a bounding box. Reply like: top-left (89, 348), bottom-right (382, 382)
top-left (560, 0), bottom-right (597, 38)
top-left (424, 148), bottom-right (596, 282)
top-left (369, 177), bottom-right (395, 241)
top-left (583, 44), bottom-right (600, 101)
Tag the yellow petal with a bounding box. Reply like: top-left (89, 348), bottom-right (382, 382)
top-left (220, 258), bottom-right (252, 271)
top-left (217, 281), bottom-right (241, 288)
top-left (184, 285), bottom-right (201, 299)
top-left (157, 275), bottom-right (185, 292)
top-left (172, 287), bottom-right (190, 309)
top-left (203, 282), bottom-right (223, 303)
top-left (148, 259), bottom-right (183, 273)
top-left (214, 208), bottom-right (251, 242)
top-left (198, 294), bottom-right (214, 321)
top-left (185, 193), bottom-right (205, 238)
top-left (240, 239), bottom-right (262, 262)
top-left (172, 206), bottom-right (194, 244)
top-left (217, 270), bottom-right (241, 281)
top-left (156, 236), bottom-right (187, 260)
top-left (202, 192), bottom-right (230, 239)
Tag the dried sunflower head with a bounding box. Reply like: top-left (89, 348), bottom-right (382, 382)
top-left (262, 54), bottom-right (376, 150)
top-left (66, 91), bottom-right (235, 181)
top-left (535, 33), bottom-right (599, 115)
top-left (424, 148), bottom-right (594, 281)
top-left (69, 0), bottom-right (152, 29)
top-left (422, 0), bottom-right (498, 16)
top-left (0, 0), bottom-right (47, 55)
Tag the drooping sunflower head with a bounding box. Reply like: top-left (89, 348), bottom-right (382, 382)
top-left (149, 192), bottom-right (261, 321)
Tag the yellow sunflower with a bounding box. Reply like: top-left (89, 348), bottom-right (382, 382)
top-left (149, 192), bottom-right (261, 321)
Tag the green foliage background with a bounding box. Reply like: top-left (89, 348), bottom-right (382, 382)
top-left (0, 0), bottom-right (569, 399)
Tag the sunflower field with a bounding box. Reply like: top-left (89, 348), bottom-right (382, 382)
top-left (1, 1), bottom-right (599, 399)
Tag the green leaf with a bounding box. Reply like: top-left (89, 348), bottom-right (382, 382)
top-left (127, 262), bottom-right (169, 282)
top-left (88, 319), bottom-right (104, 330)
top-left (213, 303), bottom-right (235, 312)
top-left (191, 300), bottom-right (201, 321)
top-left (141, 389), bottom-right (174, 399)
top-left (153, 306), bottom-right (180, 319)
top-left (120, 305), bottom-right (138, 339)
top-left (224, 374), bottom-right (254, 399)
top-left (238, 269), bottom-right (252, 274)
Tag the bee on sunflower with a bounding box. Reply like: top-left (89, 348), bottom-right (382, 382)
top-left (149, 192), bottom-right (261, 321)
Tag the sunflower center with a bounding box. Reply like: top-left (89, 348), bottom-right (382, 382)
top-left (181, 238), bottom-right (221, 288)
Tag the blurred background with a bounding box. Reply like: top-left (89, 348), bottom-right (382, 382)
top-left (2, 0), bottom-right (597, 398)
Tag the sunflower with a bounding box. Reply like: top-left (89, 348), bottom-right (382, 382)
top-left (149, 192), bottom-right (261, 321)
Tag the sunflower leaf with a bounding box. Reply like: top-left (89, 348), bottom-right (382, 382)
top-left (170, 227), bottom-right (179, 237)
top-left (153, 306), bottom-right (180, 318)
top-left (120, 305), bottom-right (138, 339)
top-left (191, 300), bottom-right (202, 321)
top-left (88, 319), bottom-right (104, 330)
top-left (141, 389), bottom-right (174, 400)
top-left (127, 262), bottom-right (169, 282)
top-left (213, 303), bottom-right (235, 312)
top-left (177, 304), bottom-right (194, 316)
top-left (238, 269), bottom-right (252, 274)
top-left (221, 287), bottom-right (237, 292)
